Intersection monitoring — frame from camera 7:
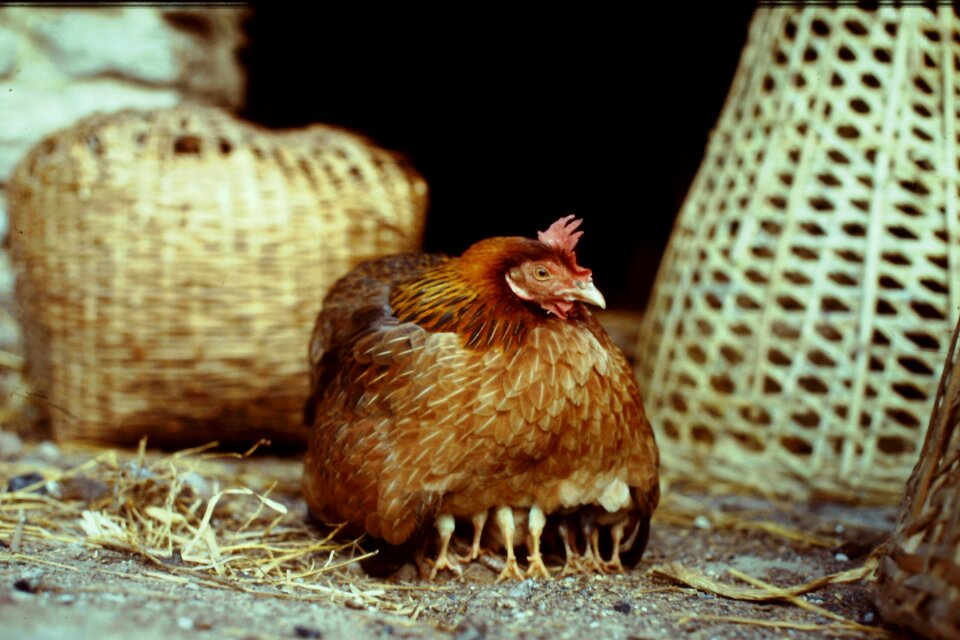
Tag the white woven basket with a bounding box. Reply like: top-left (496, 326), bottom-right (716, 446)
top-left (636, 6), bottom-right (960, 501)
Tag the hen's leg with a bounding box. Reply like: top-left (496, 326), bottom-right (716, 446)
top-left (457, 511), bottom-right (488, 562)
top-left (429, 513), bottom-right (462, 579)
top-left (494, 506), bottom-right (524, 581)
top-left (525, 504), bottom-right (551, 579)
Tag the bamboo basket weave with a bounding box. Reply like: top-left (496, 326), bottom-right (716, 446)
top-left (875, 319), bottom-right (960, 639)
top-left (635, 6), bottom-right (960, 501)
top-left (8, 106), bottom-right (427, 446)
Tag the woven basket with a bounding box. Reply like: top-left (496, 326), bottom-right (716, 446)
top-left (875, 319), bottom-right (960, 639)
top-left (635, 6), bottom-right (960, 501)
top-left (8, 106), bottom-right (427, 446)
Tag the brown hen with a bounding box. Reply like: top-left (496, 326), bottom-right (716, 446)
top-left (302, 216), bottom-right (659, 579)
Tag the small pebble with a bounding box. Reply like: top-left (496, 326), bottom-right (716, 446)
top-left (177, 617), bottom-right (194, 630)
top-left (294, 625), bottom-right (322, 639)
top-left (0, 429), bottom-right (23, 458)
top-left (182, 471), bottom-right (212, 499)
top-left (14, 578), bottom-right (38, 594)
top-left (6, 472), bottom-right (45, 494)
top-left (55, 476), bottom-right (110, 502)
top-left (13, 570), bottom-right (43, 593)
top-left (694, 515), bottom-right (712, 529)
top-left (863, 611), bottom-right (875, 623)
top-left (835, 552), bottom-right (850, 562)
top-left (35, 441), bottom-right (60, 461)
top-left (612, 601), bottom-right (631, 614)
top-left (124, 461), bottom-right (153, 481)
top-left (508, 579), bottom-right (536, 599)
top-left (55, 594), bottom-right (76, 605)
top-left (454, 619), bottom-right (487, 640)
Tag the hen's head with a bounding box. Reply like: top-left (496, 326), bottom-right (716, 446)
top-left (463, 216), bottom-right (606, 320)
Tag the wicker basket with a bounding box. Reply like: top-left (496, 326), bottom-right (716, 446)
top-left (8, 106), bottom-right (427, 446)
top-left (635, 6), bottom-right (960, 501)
top-left (875, 319), bottom-right (960, 639)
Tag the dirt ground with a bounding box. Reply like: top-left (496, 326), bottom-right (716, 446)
top-left (0, 435), bottom-right (898, 640)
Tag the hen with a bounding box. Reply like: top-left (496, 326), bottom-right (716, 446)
top-left (302, 216), bottom-right (659, 579)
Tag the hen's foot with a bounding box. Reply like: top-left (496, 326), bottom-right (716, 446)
top-left (429, 513), bottom-right (463, 579)
top-left (525, 505), bottom-right (551, 579)
top-left (429, 552), bottom-right (463, 578)
top-left (526, 553), bottom-right (552, 579)
top-left (496, 556), bottom-right (526, 582)
top-left (494, 506), bottom-right (524, 582)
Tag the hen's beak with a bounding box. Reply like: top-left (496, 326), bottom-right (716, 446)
top-left (569, 280), bottom-right (606, 309)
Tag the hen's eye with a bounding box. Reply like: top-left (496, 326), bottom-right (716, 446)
top-left (533, 266), bottom-right (550, 280)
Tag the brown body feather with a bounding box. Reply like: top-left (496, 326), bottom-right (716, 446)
top-left (302, 237), bottom-right (659, 548)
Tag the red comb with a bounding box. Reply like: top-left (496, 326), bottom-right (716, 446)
top-left (537, 215), bottom-right (584, 253)
top-left (537, 215), bottom-right (591, 278)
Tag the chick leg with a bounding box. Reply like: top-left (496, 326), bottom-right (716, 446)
top-left (429, 513), bottom-right (462, 579)
top-left (559, 517), bottom-right (585, 576)
top-left (525, 504), bottom-right (551, 579)
top-left (413, 543), bottom-right (432, 579)
top-left (457, 511), bottom-right (488, 563)
top-left (585, 525), bottom-right (603, 571)
top-left (579, 510), bottom-right (605, 573)
top-left (494, 506), bottom-right (524, 581)
top-left (601, 518), bottom-right (627, 574)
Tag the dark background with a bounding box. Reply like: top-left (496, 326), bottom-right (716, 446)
top-left (240, 5), bottom-right (758, 310)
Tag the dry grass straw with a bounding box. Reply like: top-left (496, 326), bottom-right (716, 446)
top-left (676, 615), bottom-right (886, 636)
top-left (655, 554), bottom-right (890, 637)
top-left (654, 471), bottom-right (842, 548)
top-left (0, 438), bottom-right (440, 614)
top-left (656, 490), bottom-right (839, 549)
top-left (0, 437), bottom-right (885, 629)
top-left (650, 470), bottom-right (891, 635)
